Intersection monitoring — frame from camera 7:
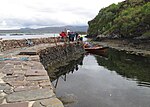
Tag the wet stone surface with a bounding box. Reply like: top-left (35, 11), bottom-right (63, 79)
top-left (0, 53), bottom-right (63, 106)
top-left (3, 88), bottom-right (14, 94)
top-left (6, 81), bottom-right (32, 87)
top-left (2, 68), bottom-right (14, 75)
top-left (26, 76), bottom-right (49, 81)
top-left (6, 88), bottom-right (55, 103)
top-left (32, 98), bottom-right (64, 107)
top-left (25, 70), bottom-right (47, 76)
top-left (2, 75), bottom-right (25, 82)
top-left (0, 83), bottom-right (11, 90)
top-left (13, 85), bottom-right (39, 92)
top-left (38, 80), bottom-right (51, 88)
top-left (0, 102), bottom-right (28, 107)
top-left (0, 63), bottom-right (5, 69)
top-left (0, 95), bottom-right (4, 104)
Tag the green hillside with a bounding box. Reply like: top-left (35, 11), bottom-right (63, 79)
top-left (88, 0), bottom-right (150, 39)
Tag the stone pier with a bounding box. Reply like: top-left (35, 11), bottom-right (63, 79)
top-left (0, 38), bottom-right (84, 107)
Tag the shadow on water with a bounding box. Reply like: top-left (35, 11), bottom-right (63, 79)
top-left (50, 55), bottom-right (84, 86)
top-left (95, 48), bottom-right (150, 88)
top-left (49, 56), bottom-right (84, 106)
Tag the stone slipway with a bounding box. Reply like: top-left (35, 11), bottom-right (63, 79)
top-left (0, 39), bottom-right (83, 107)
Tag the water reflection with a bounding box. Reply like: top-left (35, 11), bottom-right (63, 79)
top-left (95, 48), bottom-right (150, 88)
top-left (50, 55), bottom-right (84, 88)
top-left (48, 50), bottom-right (150, 107)
top-left (50, 48), bottom-right (150, 88)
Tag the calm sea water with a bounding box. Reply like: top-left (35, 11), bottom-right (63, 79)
top-left (50, 48), bottom-right (150, 107)
top-left (0, 33), bottom-right (87, 40)
top-left (0, 33), bottom-right (60, 40)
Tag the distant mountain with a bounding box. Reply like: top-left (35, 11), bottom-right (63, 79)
top-left (0, 26), bottom-right (88, 34)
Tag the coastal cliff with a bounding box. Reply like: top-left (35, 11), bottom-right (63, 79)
top-left (88, 0), bottom-right (150, 39)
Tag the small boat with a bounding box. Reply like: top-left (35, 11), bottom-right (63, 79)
top-left (84, 46), bottom-right (108, 53)
top-left (83, 42), bottom-right (109, 56)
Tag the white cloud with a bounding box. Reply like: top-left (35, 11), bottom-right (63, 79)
top-left (1, 21), bottom-right (7, 26)
top-left (0, 0), bottom-right (124, 29)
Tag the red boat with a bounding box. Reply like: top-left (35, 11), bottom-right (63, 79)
top-left (83, 42), bottom-right (109, 56)
top-left (84, 46), bottom-right (109, 56)
top-left (85, 46), bottom-right (108, 52)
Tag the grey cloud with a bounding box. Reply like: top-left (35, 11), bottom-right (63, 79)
top-left (28, 4), bottom-right (95, 19)
top-left (0, 3), bottom-right (93, 29)
top-left (2, 18), bottom-right (66, 28)
top-left (60, 6), bottom-right (96, 18)
top-left (26, 5), bottom-right (58, 13)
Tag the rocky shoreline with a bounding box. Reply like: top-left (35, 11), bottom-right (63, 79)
top-left (93, 39), bottom-right (150, 57)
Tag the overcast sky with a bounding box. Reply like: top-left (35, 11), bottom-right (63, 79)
top-left (0, 0), bottom-right (124, 29)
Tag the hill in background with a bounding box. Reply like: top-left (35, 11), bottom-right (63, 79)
top-left (0, 26), bottom-right (88, 34)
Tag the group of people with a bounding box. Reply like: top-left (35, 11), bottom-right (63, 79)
top-left (59, 30), bottom-right (83, 42)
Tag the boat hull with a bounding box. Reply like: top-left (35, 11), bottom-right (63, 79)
top-left (84, 47), bottom-right (109, 56)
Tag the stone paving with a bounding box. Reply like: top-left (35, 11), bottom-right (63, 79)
top-left (0, 43), bottom-right (64, 107)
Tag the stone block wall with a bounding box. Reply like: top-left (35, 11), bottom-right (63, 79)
top-left (39, 43), bottom-right (84, 69)
top-left (0, 37), bottom-right (59, 52)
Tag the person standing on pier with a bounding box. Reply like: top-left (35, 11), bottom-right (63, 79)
top-left (79, 34), bottom-right (84, 41)
top-left (75, 32), bottom-right (79, 41)
top-left (60, 31), bottom-right (67, 42)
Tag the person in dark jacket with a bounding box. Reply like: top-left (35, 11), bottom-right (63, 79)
top-left (68, 32), bottom-right (75, 42)
top-left (75, 32), bottom-right (79, 41)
